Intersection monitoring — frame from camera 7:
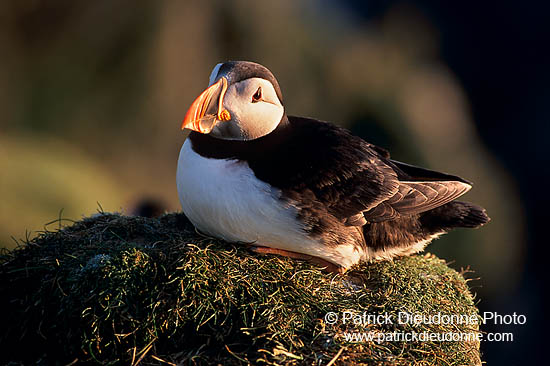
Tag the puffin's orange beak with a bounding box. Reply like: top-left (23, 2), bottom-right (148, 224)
top-left (181, 77), bottom-right (231, 133)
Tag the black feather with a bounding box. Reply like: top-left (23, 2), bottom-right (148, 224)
top-left (420, 201), bottom-right (490, 230)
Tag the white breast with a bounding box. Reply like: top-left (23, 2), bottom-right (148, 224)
top-left (176, 139), bottom-right (363, 268)
top-left (178, 140), bottom-right (309, 247)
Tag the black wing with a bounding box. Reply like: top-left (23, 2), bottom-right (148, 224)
top-left (362, 157), bottom-right (473, 222)
top-left (243, 116), bottom-right (401, 221)
top-left (270, 117), bottom-right (473, 224)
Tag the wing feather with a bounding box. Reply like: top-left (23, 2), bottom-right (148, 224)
top-left (393, 181), bottom-right (471, 214)
top-left (363, 180), bottom-right (472, 222)
top-left (269, 117), bottom-right (473, 226)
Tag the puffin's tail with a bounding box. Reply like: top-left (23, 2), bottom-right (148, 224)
top-left (419, 201), bottom-right (490, 231)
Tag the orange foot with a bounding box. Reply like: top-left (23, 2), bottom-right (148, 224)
top-left (249, 245), bottom-right (344, 274)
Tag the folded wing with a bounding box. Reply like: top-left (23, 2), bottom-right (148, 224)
top-left (363, 180), bottom-right (472, 222)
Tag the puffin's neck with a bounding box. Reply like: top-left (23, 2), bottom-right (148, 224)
top-left (188, 114), bottom-right (291, 160)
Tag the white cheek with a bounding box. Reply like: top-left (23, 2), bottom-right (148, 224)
top-left (244, 103), bottom-right (284, 138)
top-left (223, 93), bottom-right (283, 139)
top-left (222, 86), bottom-right (246, 124)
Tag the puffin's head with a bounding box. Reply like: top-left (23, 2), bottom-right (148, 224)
top-left (181, 61), bottom-right (284, 141)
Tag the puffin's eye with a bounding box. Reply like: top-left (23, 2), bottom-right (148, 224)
top-left (252, 87), bottom-right (262, 103)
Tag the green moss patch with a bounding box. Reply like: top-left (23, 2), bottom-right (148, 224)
top-left (0, 213), bottom-right (481, 365)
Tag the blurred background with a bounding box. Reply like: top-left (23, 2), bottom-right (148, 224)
top-left (0, 0), bottom-right (546, 363)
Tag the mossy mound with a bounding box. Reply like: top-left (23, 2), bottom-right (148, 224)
top-left (0, 213), bottom-right (481, 365)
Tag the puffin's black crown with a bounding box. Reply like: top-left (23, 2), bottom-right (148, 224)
top-left (218, 61), bottom-right (283, 104)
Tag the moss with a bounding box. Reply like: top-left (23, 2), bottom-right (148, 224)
top-left (0, 213), bottom-right (481, 365)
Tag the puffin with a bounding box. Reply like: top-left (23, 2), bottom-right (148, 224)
top-left (176, 61), bottom-right (489, 272)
